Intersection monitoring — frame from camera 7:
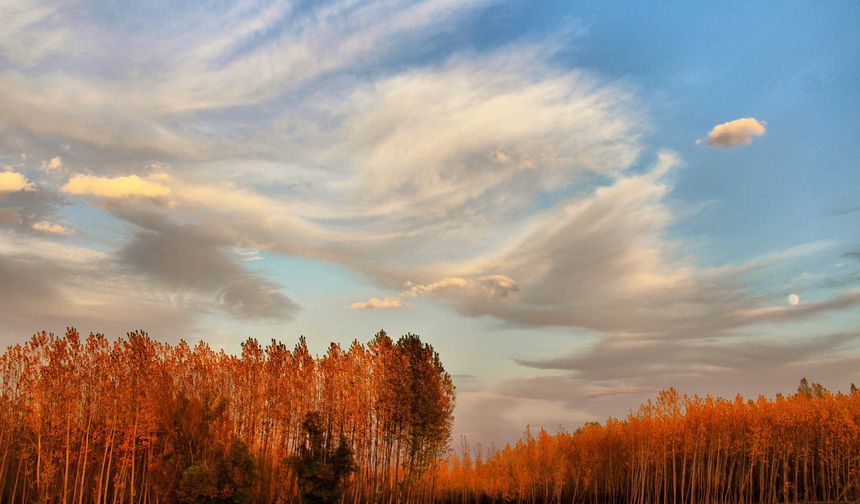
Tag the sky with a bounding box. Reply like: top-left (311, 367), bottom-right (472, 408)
top-left (1, 0), bottom-right (859, 445)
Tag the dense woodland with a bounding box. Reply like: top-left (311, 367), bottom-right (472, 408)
top-left (1, 329), bottom-right (859, 503)
top-left (0, 328), bottom-right (454, 503)
top-left (437, 381), bottom-right (860, 504)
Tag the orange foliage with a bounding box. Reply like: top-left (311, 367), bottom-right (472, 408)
top-left (0, 328), bottom-right (454, 503)
top-left (2, 327), bottom-right (858, 503)
top-left (434, 384), bottom-right (860, 504)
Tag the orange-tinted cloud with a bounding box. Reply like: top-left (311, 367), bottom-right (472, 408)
top-left (350, 296), bottom-right (403, 309)
top-left (0, 171), bottom-right (34, 193)
top-left (32, 221), bottom-right (70, 235)
top-left (62, 174), bottom-right (170, 198)
top-left (699, 117), bottom-right (766, 147)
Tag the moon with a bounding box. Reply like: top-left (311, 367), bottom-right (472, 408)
top-left (788, 293), bottom-right (800, 306)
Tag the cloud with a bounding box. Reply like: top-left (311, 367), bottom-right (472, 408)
top-left (583, 385), bottom-right (655, 398)
top-left (31, 220), bottom-right (69, 235)
top-left (43, 156), bottom-right (63, 170)
top-left (499, 330), bottom-right (860, 430)
top-left (116, 212), bottom-right (298, 320)
top-left (327, 50), bottom-right (641, 232)
top-left (402, 277), bottom-right (469, 297)
top-left (698, 117), bottom-right (766, 147)
top-left (430, 151), bottom-right (721, 334)
top-left (370, 151), bottom-right (857, 342)
top-left (517, 331), bottom-right (859, 377)
top-left (734, 289), bottom-right (860, 325)
top-left (454, 390), bottom-right (590, 444)
top-left (0, 188), bottom-right (65, 234)
top-left (355, 274), bottom-right (517, 310)
top-left (0, 171), bottom-right (35, 193)
top-left (62, 174), bottom-right (170, 198)
top-left (350, 296), bottom-right (403, 309)
top-left (0, 1), bottom-right (75, 67)
top-left (0, 0), bottom-right (495, 160)
top-left (0, 209), bottom-right (22, 225)
top-left (479, 275), bottom-right (519, 299)
top-left (0, 232), bottom-right (197, 341)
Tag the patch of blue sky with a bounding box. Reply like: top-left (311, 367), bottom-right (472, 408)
top-left (742, 246), bottom-right (857, 300)
top-left (59, 202), bottom-right (131, 251)
top-left (85, 0), bottom-right (226, 35)
top-left (377, 1), bottom-right (860, 276)
top-left (242, 250), bottom-right (367, 302)
top-left (285, 293), bottom-right (593, 380)
top-left (573, 2), bottom-right (860, 269)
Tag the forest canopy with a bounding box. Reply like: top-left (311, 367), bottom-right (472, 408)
top-left (1, 329), bottom-right (859, 504)
top-left (0, 328), bottom-right (454, 503)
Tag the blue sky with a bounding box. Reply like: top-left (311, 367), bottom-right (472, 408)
top-left (0, 0), bottom-right (858, 444)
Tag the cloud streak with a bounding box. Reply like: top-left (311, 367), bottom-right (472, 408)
top-left (351, 297), bottom-right (403, 309)
top-left (62, 174), bottom-right (171, 199)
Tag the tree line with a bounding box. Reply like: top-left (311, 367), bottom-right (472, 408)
top-left (0, 328), bottom-right (454, 503)
top-left (3, 327), bottom-right (860, 503)
top-left (435, 380), bottom-right (860, 504)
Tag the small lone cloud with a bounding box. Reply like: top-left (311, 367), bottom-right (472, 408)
top-left (43, 156), bottom-right (63, 170)
top-left (32, 221), bottom-right (70, 235)
top-left (350, 296), bottom-right (403, 309)
top-left (62, 173), bottom-right (170, 198)
top-left (0, 171), bottom-right (35, 193)
top-left (698, 117), bottom-right (766, 147)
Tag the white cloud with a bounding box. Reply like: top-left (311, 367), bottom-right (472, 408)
top-left (32, 220), bottom-right (69, 235)
top-left (355, 274), bottom-right (516, 310)
top-left (43, 156), bottom-right (63, 169)
top-left (0, 0), bottom-right (496, 160)
top-left (699, 117), bottom-right (766, 147)
top-left (0, 1), bottom-right (75, 67)
top-left (62, 174), bottom-right (170, 198)
top-left (0, 171), bottom-right (34, 193)
top-left (350, 296), bottom-right (403, 309)
top-left (422, 151), bottom-right (711, 333)
top-left (330, 51), bottom-right (641, 228)
top-left (402, 277), bottom-right (469, 297)
top-left (0, 0), bottom-right (855, 410)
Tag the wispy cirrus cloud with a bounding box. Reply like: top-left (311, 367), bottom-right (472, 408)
top-left (0, 0), bottom-right (497, 161)
top-left (0, 1), bottom-right (853, 350)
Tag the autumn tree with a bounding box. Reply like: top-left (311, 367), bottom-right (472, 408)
top-left (0, 328), bottom-right (455, 503)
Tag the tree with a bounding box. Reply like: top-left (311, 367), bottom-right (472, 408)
top-left (0, 329), bottom-right (456, 503)
top-left (292, 411), bottom-right (355, 504)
